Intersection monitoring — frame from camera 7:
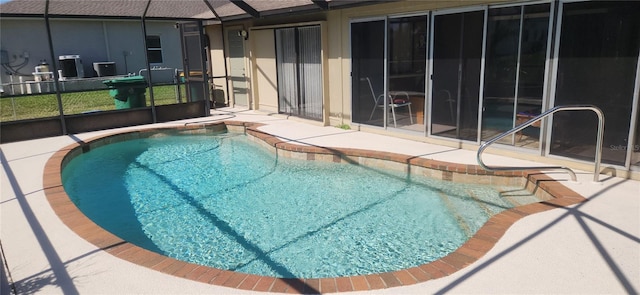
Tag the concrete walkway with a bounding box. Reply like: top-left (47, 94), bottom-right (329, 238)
top-left (1, 108), bottom-right (638, 294)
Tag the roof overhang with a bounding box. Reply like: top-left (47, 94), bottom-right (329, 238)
top-left (0, 0), bottom-right (401, 22)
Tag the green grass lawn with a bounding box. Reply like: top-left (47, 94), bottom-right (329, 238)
top-left (1, 85), bottom-right (186, 122)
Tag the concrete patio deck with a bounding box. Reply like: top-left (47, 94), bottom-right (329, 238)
top-left (1, 108), bottom-right (638, 294)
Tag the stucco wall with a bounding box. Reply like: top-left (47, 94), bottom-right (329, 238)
top-left (201, 0), bottom-right (510, 122)
top-left (250, 28), bottom-right (278, 113)
top-left (223, 0), bottom-right (504, 126)
top-left (1, 18), bottom-right (56, 84)
top-left (205, 25), bottom-right (228, 105)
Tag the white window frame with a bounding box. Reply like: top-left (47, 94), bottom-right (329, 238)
top-left (146, 35), bottom-right (163, 64)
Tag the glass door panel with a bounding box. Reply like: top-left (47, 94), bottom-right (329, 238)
top-left (482, 4), bottom-right (549, 148)
top-left (552, 1), bottom-right (640, 165)
top-left (388, 15), bottom-right (428, 131)
top-left (431, 11), bottom-right (484, 141)
top-left (276, 28), bottom-right (298, 115)
top-left (297, 26), bottom-right (323, 120)
top-left (276, 26), bottom-right (323, 121)
top-left (515, 4), bottom-right (549, 148)
top-left (351, 20), bottom-right (386, 127)
top-left (482, 7), bottom-right (521, 144)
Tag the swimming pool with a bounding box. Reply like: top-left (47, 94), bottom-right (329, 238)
top-left (61, 124), bottom-right (542, 279)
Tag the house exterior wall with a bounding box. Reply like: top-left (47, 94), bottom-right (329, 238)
top-left (1, 18), bottom-right (56, 84)
top-left (215, 0), bottom-right (638, 177)
top-left (250, 28), bottom-right (278, 113)
top-left (326, 11), bottom-right (345, 125)
top-left (101, 20), bottom-right (184, 75)
top-left (326, 0), bottom-right (505, 127)
top-left (206, 25), bottom-right (225, 78)
top-left (216, 0), bottom-right (503, 125)
top-left (221, 24), bottom-right (252, 108)
top-left (0, 18), bottom-right (182, 85)
top-left (205, 25), bottom-right (228, 105)
top-left (50, 20), bottom-right (109, 72)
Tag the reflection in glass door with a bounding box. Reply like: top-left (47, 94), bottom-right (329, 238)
top-left (552, 1), bottom-right (640, 165)
top-left (430, 11), bottom-right (484, 141)
top-left (351, 20), bottom-right (386, 127)
top-left (481, 4), bottom-right (550, 148)
top-left (388, 15), bottom-right (428, 131)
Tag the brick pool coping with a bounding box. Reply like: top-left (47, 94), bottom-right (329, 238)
top-left (43, 121), bottom-right (587, 294)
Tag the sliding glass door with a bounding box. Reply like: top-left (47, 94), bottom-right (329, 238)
top-left (349, 1), bottom-right (640, 170)
top-left (351, 20), bottom-right (386, 127)
top-left (551, 1), bottom-right (640, 165)
top-left (388, 15), bottom-right (428, 130)
top-left (481, 4), bottom-right (550, 148)
top-left (430, 10), bottom-right (484, 141)
top-left (351, 16), bottom-right (427, 130)
top-left (276, 25), bottom-right (323, 120)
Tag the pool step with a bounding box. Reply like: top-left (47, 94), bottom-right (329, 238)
top-left (437, 186), bottom-right (539, 238)
top-left (437, 191), bottom-right (473, 238)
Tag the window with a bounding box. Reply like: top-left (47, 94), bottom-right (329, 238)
top-left (146, 35), bottom-right (163, 64)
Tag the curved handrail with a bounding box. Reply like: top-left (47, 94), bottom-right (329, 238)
top-left (477, 105), bottom-right (605, 182)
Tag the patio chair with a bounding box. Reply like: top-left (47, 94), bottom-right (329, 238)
top-left (363, 77), bottom-right (413, 127)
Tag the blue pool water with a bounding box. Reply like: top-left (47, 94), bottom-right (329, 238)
top-left (62, 131), bottom-right (534, 278)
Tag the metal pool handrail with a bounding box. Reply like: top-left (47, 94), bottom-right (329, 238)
top-left (477, 105), bottom-right (605, 182)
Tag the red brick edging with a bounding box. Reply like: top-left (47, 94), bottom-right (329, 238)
top-left (43, 121), bottom-right (586, 294)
